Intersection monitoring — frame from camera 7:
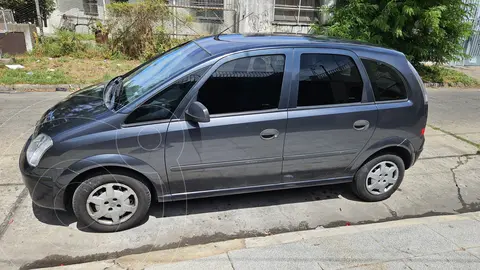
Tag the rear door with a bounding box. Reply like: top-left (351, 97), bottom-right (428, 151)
top-left (282, 48), bottom-right (377, 182)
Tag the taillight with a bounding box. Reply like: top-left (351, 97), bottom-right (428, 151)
top-left (408, 61), bottom-right (428, 105)
top-left (420, 128), bottom-right (425, 136)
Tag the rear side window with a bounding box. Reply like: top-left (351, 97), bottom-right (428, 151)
top-left (197, 55), bottom-right (285, 115)
top-left (297, 54), bottom-right (364, 107)
top-left (361, 59), bottom-right (407, 101)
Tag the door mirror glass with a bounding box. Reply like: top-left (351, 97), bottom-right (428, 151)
top-left (185, 101), bottom-right (210, 123)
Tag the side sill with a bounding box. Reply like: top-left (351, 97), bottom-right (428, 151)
top-left (158, 176), bottom-right (353, 202)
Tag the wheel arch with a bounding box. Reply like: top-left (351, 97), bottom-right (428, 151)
top-left (55, 154), bottom-right (168, 210)
top-left (349, 137), bottom-right (415, 173)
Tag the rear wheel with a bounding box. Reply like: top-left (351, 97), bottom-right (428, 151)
top-left (72, 173), bottom-right (151, 232)
top-left (352, 154), bottom-right (405, 201)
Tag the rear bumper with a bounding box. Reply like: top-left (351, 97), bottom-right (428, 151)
top-left (19, 140), bottom-right (66, 211)
top-left (413, 147), bottom-right (423, 167)
top-left (411, 138), bottom-right (424, 167)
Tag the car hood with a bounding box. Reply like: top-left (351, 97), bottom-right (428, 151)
top-left (35, 83), bottom-right (114, 136)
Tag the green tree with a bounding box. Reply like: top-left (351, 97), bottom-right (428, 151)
top-left (0, 0), bottom-right (55, 25)
top-left (312, 0), bottom-right (476, 65)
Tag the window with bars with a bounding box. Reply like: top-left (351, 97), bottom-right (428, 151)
top-left (83, 0), bottom-right (99, 16)
top-left (191, 0), bottom-right (224, 21)
top-left (274, 0), bottom-right (319, 24)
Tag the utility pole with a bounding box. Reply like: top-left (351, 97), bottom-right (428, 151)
top-left (34, 0), bottom-right (44, 36)
top-left (102, 0), bottom-right (107, 20)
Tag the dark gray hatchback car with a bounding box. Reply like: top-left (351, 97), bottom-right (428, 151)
top-left (20, 34), bottom-right (428, 231)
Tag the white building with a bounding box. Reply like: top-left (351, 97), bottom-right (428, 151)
top-left (44, 0), bottom-right (336, 35)
top-left (44, 0), bottom-right (108, 34)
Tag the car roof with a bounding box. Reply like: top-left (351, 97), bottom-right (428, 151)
top-left (195, 33), bottom-right (404, 58)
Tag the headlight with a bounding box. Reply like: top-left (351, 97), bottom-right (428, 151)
top-left (26, 133), bottom-right (53, 167)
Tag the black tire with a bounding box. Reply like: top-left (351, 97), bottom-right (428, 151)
top-left (352, 154), bottom-right (405, 202)
top-left (72, 172), bottom-right (151, 232)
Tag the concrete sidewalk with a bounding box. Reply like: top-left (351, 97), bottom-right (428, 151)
top-left (51, 212), bottom-right (480, 270)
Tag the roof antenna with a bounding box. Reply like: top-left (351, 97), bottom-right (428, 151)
top-left (214, 12), bottom-right (254, 40)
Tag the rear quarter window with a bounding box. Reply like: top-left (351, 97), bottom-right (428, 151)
top-left (361, 59), bottom-right (408, 102)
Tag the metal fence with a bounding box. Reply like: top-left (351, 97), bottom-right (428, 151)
top-left (167, 0), bottom-right (238, 37)
top-left (452, 0), bottom-right (480, 66)
top-left (0, 8), bottom-right (16, 33)
top-left (169, 0), bottom-right (237, 11)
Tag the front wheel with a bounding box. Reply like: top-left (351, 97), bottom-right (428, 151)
top-left (72, 173), bottom-right (151, 232)
top-left (352, 154), bottom-right (405, 202)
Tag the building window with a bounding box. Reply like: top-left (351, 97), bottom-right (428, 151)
top-left (192, 0), bottom-right (224, 21)
top-left (83, 0), bottom-right (99, 16)
top-left (274, 0), bottom-right (319, 24)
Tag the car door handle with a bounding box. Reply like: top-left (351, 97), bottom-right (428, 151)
top-left (260, 129), bottom-right (279, 140)
top-left (353, 120), bottom-right (370, 131)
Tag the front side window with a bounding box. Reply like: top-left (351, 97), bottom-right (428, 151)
top-left (115, 42), bottom-right (210, 110)
top-left (196, 55), bottom-right (285, 115)
top-left (125, 67), bottom-right (209, 124)
top-left (361, 59), bottom-right (408, 102)
top-left (297, 54), bottom-right (364, 107)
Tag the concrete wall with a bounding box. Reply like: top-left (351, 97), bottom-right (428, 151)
top-left (169, 0), bottom-right (317, 35)
top-left (44, 0), bottom-right (108, 34)
top-left (174, 0), bottom-right (336, 35)
top-left (44, 0), bottom-right (335, 35)
top-left (167, 7), bottom-right (236, 36)
top-left (238, 0), bottom-right (309, 34)
top-left (0, 23), bottom-right (36, 53)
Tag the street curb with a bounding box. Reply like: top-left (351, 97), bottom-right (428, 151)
top-left (0, 84), bottom-right (88, 92)
top-left (43, 211), bottom-right (480, 270)
top-left (424, 82), bottom-right (480, 88)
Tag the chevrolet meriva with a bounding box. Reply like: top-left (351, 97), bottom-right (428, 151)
top-left (20, 34), bottom-right (428, 231)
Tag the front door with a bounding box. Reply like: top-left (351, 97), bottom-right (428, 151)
top-left (165, 49), bottom-right (293, 198)
top-left (282, 48), bottom-right (377, 182)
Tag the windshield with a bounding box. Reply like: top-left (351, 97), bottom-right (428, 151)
top-left (112, 42), bottom-right (210, 109)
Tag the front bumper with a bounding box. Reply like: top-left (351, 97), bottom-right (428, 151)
top-left (19, 140), bottom-right (66, 210)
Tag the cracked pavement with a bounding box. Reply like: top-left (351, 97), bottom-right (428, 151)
top-left (450, 155), bottom-right (473, 208)
top-left (0, 88), bottom-right (479, 269)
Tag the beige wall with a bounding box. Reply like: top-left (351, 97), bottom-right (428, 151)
top-left (0, 23), bottom-right (36, 52)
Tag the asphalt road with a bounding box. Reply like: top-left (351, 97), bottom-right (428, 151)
top-left (0, 88), bottom-right (478, 269)
top-left (428, 87), bottom-right (480, 145)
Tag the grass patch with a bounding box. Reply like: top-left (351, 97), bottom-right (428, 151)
top-left (32, 30), bottom-right (129, 60)
top-left (417, 65), bottom-right (479, 87)
top-left (75, 33), bottom-right (96, 41)
top-left (1, 56), bottom-right (140, 85)
top-left (0, 68), bottom-right (70, 84)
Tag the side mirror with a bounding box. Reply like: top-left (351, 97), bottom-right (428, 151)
top-left (185, 101), bottom-right (210, 123)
